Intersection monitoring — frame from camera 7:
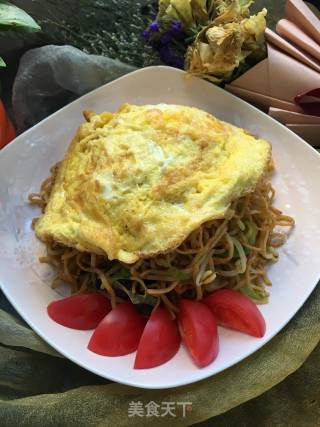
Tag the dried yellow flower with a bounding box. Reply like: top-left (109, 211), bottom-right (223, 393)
top-left (186, 7), bottom-right (267, 83)
top-left (158, 0), bottom-right (216, 29)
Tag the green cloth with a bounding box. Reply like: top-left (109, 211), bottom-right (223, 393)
top-left (196, 342), bottom-right (320, 427)
top-left (0, 284), bottom-right (319, 426)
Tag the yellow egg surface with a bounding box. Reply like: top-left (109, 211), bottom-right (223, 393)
top-left (35, 104), bottom-right (271, 263)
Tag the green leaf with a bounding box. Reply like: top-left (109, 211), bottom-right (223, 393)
top-left (0, 56), bottom-right (5, 67)
top-left (245, 221), bottom-right (258, 246)
top-left (113, 281), bottom-right (158, 306)
top-left (110, 267), bottom-right (131, 281)
top-left (240, 286), bottom-right (267, 303)
top-left (0, 1), bottom-right (41, 32)
top-left (167, 266), bottom-right (191, 281)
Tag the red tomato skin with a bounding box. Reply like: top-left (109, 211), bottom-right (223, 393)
top-left (134, 306), bottom-right (181, 369)
top-left (178, 299), bottom-right (219, 368)
top-left (47, 293), bottom-right (111, 330)
top-left (87, 301), bottom-right (146, 356)
top-left (0, 100), bottom-right (16, 149)
top-left (204, 289), bottom-right (266, 338)
top-left (0, 100), bottom-right (7, 148)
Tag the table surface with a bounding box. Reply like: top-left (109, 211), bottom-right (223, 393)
top-left (0, 1), bottom-right (319, 426)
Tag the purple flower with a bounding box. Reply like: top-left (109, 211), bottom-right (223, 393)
top-left (142, 28), bottom-right (150, 40)
top-left (142, 21), bottom-right (160, 41)
top-left (159, 45), bottom-right (172, 63)
top-left (170, 20), bottom-right (182, 31)
top-left (170, 20), bottom-right (185, 41)
top-left (160, 31), bottom-right (172, 45)
top-left (150, 38), bottom-right (161, 49)
top-left (172, 56), bottom-right (184, 69)
top-left (149, 21), bottom-right (160, 32)
top-left (159, 45), bottom-right (184, 69)
top-left (142, 18), bottom-right (186, 69)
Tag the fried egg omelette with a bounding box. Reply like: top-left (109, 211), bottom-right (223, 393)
top-left (35, 104), bottom-right (270, 264)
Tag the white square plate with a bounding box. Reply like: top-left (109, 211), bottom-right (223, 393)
top-left (0, 66), bottom-right (319, 389)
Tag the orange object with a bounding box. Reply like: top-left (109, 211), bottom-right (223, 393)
top-left (0, 99), bottom-right (16, 149)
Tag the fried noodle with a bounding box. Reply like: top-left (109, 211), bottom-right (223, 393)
top-left (29, 163), bottom-right (294, 316)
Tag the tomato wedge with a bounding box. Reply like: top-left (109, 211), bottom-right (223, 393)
top-left (178, 299), bottom-right (219, 368)
top-left (88, 300), bottom-right (146, 356)
top-left (47, 293), bottom-right (111, 330)
top-left (134, 306), bottom-right (180, 369)
top-left (204, 289), bottom-right (266, 338)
